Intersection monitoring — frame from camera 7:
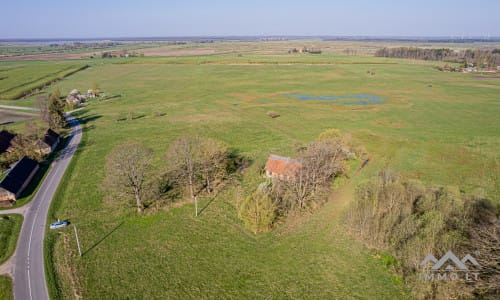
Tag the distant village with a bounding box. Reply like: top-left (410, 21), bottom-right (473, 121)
top-left (288, 47), bottom-right (322, 54)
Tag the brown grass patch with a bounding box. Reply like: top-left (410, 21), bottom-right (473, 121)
top-left (228, 93), bottom-right (259, 101)
top-left (140, 47), bottom-right (219, 57)
top-left (374, 119), bottom-right (409, 128)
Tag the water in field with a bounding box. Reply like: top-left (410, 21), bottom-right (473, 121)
top-left (283, 93), bottom-right (384, 105)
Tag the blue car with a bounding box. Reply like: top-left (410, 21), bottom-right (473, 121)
top-left (49, 221), bottom-right (69, 229)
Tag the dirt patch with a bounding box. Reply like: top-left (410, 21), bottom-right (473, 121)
top-left (0, 109), bottom-right (36, 125)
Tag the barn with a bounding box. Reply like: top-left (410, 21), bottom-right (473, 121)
top-left (0, 156), bottom-right (39, 206)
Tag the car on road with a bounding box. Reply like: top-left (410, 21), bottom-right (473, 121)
top-left (49, 221), bottom-right (69, 229)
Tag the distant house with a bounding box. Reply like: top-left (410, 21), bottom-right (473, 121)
top-left (0, 130), bottom-right (15, 154)
top-left (264, 154), bottom-right (301, 180)
top-left (0, 156), bottom-right (39, 206)
top-left (66, 94), bottom-right (81, 105)
top-left (35, 129), bottom-right (60, 155)
top-left (66, 89), bottom-right (85, 105)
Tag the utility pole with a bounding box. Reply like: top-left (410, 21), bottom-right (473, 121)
top-left (74, 225), bottom-right (82, 257)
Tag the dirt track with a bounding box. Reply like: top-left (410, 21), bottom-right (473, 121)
top-left (0, 109), bottom-right (36, 125)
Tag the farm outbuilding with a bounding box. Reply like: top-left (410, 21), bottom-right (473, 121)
top-left (0, 156), bottom-right (39, 206)
top-left (34, 129), bottom-right (60, 155)
top-left (264, 154), bottom-right (301, 180)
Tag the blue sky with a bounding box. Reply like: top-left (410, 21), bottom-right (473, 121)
top-left (1, 0), bottom-right (499, 38)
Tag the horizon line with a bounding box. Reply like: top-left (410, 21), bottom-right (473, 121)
top-left (1, 35), bottom-right (500, 42)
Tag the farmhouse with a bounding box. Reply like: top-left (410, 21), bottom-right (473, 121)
top-left (0, 156), bottom-right (39, 206)
top-left (66, 88), bottom-right (95, 105)
top-left (35, 129), bottom-right (60, 155)
top-left (265, 154), bottom-right (301, 180)
top-left (0, 130), bottom-right (15, 154)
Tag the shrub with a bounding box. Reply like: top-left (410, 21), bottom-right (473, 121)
top-left (238, 189), bottom-right (276, 234)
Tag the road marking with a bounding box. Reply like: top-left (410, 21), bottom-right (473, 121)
top-left (14, 114), bottom-right (81, 300)
top-left (27, 158), bottom-right (58, 300)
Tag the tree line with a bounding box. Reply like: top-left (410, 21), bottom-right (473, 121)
top-left (375, 47), bottom-right (500, 69)
top-left (104, 136), bottom-right (239, 214)
top-left (346, 169), bottom-right (499, 299)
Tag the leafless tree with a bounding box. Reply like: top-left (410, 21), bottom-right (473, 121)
top-left (166, 136), bottom-right (230, 215)
top-left (167, 136), bottom-right (200, 203)
top-left (36, 95), bottom-right (50, 125)
top-left (25, 121), bottom-right (46, 155)
top-left (274, 140), bottom-right (347, 210)
top-left (104, 142), bottom-right (153, 213)
top-left (7, 134), bottom-right (41, 162)
top-left (199, 138), bottom-right (228, 194)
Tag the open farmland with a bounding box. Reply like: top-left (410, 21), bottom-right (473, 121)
top-left (0, 62), bottom-right (87, 100)
top-left (0, 47), bottom-right (484, 299)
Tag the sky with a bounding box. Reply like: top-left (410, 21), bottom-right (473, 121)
top-left (1, 0), bottom-right (499, 38)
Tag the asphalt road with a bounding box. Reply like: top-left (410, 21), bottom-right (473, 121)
top-left (13, 114), bottom-right (82, 300)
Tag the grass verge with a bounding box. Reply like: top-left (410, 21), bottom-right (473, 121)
top-left (0, 214), bottom-right (23, 264)
top-left (45, 113), bottom-right (85, 300)
top-left (0, 275), bottom-right (13, 300)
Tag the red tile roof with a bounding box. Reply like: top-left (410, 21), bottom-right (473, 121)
top-left (265, 155), bottom-right (301, 177)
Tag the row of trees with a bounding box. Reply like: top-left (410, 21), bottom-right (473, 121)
top-left (239, 129), bottom-right (362, 233)
top-left (346, 169), bottom-right (499, 299)
top-left (104, 136), bottom-right (233, 214)
top-left (375, 47), bottom-right (500, 69)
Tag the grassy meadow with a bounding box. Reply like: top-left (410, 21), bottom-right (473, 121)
top-left (0, 44), bottom-right (499, 298)
top-left (0, 275), bottom-right (13, 300)
top-left (0, 214), bottom-right (22, 265)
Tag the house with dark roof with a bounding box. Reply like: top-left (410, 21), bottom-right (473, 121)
top-left (0, 130), bottom-right (15, 154)
top-left (0, 156), bottom-right (39, 206)
top-left (265, 154), bottom-right (301, 180)
top-left (35, 129), bottom-right (60, 155)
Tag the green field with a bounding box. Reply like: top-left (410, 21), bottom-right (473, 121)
top-left (0, 214), bottom-right (23, 265)
top-left (0, 275), bottom-right (13, 300)
top-left (1, 45), bottom-right (499, 298)
top-left (0, 62), bottom-right (87, 100)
